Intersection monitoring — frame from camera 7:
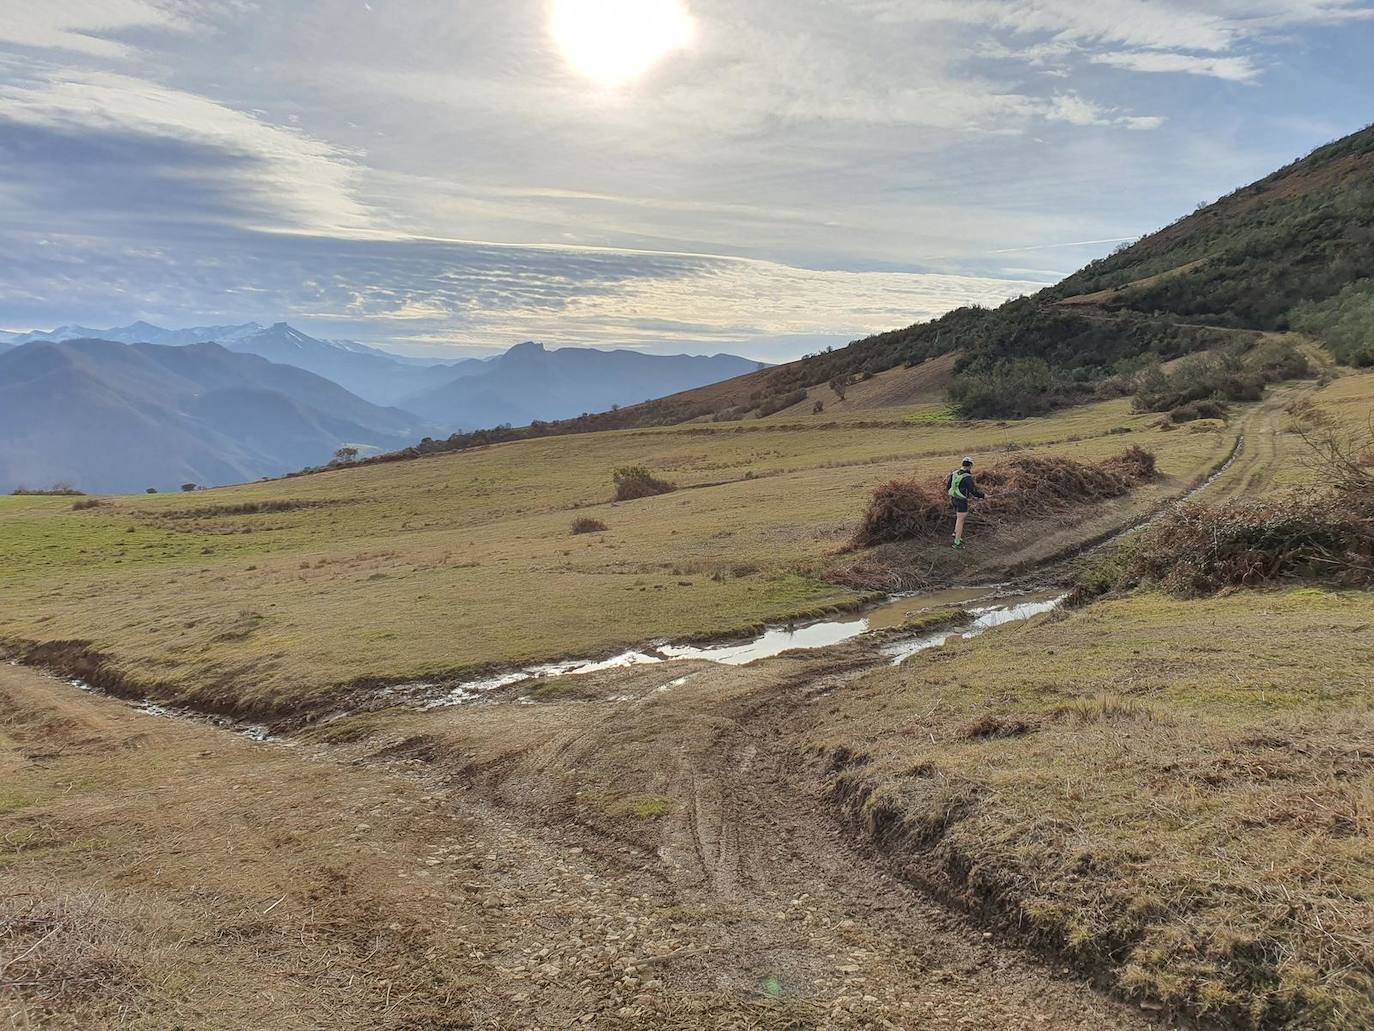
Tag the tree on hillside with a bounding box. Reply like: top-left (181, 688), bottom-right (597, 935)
top-left (181, 483), bottom-right (198, 492)
top-left (334, 447), bottom-right (360, 464)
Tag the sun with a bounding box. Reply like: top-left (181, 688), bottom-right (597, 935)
top-left (550, 0), bottom-right (695, 88)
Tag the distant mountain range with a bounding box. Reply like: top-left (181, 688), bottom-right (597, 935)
top-left (0, 322), bottom-right (768, 492)
top-left (0, 339), bottom-right (435, 494)
top-left (399, 341), bottom-right (767, 429)
top-left (1, 321), bottom-right (487, 407)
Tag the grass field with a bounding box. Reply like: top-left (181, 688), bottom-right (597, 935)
top-left (0, 392), bottom-right (1240, 714)
top-left (813, 587), bottom-right (1374, 1028)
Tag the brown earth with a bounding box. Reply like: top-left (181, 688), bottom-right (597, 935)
top-left (2, 648), bottom-right (1171, 1031)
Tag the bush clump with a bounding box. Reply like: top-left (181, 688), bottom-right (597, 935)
top-left (1125, 485), bottom-right (1374, 595)
top-left (612, 467), bottom-right (676, 502)
top-left (1170, 398), bottom-right (1229, 423)
top-left (850, 448), bottom-right (1159, 548)
top-left (571, 517), bottom-right (608, 535)
top-left (11, 484), bottom-right (85, 497)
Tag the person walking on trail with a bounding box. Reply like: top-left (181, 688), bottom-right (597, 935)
top-left (946, 457), bottom-right (985, 550)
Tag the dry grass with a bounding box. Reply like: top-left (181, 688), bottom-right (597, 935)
top-left (1127, 484), bottom-right (1374, 595)
top-left (849, 447), bottom-right (1159, 548)
top-left (570, 516), bottom-right (609, 535)
top-left (811, 589), bottom-right (1374, 1029)
top-left (0, 890), bottom-right (145, 1012)
top-left (0, 395), bottom-right (1239, 715)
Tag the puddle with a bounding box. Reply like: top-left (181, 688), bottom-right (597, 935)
top-left (882, 593), bottom-right (1067, 664)
top-left (420, 651), bottom-right (664, 709)
top-left (657, 587), bottom-right (1011, 666)
top-left (416, 587), bottom-right (1069, 705)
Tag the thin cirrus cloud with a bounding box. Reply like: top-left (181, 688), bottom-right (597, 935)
top-left (1091, 51), bottom-right (1262, 83)
top-left (0, 0), bottom-right (195, 57)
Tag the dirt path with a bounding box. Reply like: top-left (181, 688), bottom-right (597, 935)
top-left (1202, 382), bottom-right (1306, 503)
top-left (2, 649), bottom-right (1175, 1030)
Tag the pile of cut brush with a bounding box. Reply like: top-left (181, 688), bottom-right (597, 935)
top-left (850, 446), bottom-right (1158, 548)
top-left (1127, 482), bottom-right (1374, 595)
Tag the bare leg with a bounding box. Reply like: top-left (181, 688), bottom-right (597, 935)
top-left (954, 510), bottom-right (968, 541)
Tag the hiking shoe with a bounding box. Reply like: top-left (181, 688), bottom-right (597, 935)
top-left (952, 539), bottom-right (964, 550)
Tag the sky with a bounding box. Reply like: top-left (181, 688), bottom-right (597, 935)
top-left (0, 1), bottom-right (1370, 361)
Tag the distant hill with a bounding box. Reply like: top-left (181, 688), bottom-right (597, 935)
top-left (398, 342), bottom-right (768, 430)
top-left (5, 321), bottom-right (483, 406)
top-left (0, 339), bottom-right (436, 494)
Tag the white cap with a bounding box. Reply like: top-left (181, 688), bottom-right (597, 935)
top-left (962, 456), bottom-right (974, 466)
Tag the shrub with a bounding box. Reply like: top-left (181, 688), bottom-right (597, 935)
top-left (754, 389), bottom-right (808, 418)
top-left (612, 467), bottom-right (676, 502)
top-left (850, 449), bottom-right (1159, 548)
top-left (948, 357), bottom-right (1057, 419)
top-left (1170, 398), bottom-right (1229, 423)
top-left (571, 517), bottom-right (608, 535)
top-left (11, 484), bottom-right (85, 497)
top-left (71, 498), bottom-right (105, 511)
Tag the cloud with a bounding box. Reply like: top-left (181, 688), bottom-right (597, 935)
top-left (0, 1), bottom-right (194, 57)
top-left (0, 225), bottom-right (1045, 356)
top-left (0, 71), bottom-right (368, 230)
top-left (864, 0), bottom-right (1372, 52)
top-left (1092, 50), bottom-right (1261, 82)
top-left (1045, 94), bottom-right (1166, 130)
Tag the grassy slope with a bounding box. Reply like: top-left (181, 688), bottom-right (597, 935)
top-left (0, 394), bottom-right (1234, 714)
top-left (813, 589), bottom-right (1374, 1027)
top-left (810, 370), bottom-right (1374, 1028)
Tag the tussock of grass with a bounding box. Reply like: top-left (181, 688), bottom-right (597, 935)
top-left (570, 517), bottom-right (608, 535)
top-left (603, 795), bottom-right (672, 820)
top-left (813, 590), bottom-right (1374, 1029)
top-left (850, 447), bottom-right (1159, 548)
top-left (0, 889), bottom-right (144, 1008)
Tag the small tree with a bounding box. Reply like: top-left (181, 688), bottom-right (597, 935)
top-left (813, 400), bottom-right (825, 414)
top-left (334, 447), bottom-right (360, 464)
top-left (146, 488), bottom-right (158, 494)
top-left (181, 483), bottom-right (198, 492)
top-left (829, 375), bottom-right (850, 401)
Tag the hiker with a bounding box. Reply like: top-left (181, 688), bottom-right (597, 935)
top-left (946, 456), bottom-right (985, 550)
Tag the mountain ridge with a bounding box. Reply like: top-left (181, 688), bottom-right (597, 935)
top-left (0, 339), bottom-right (436, 494)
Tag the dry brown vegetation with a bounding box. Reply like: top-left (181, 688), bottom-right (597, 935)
top-left (570, 516), bottom-right (608, 535)
top-left (1126, 484), bottom-right (1374, 595)
top-left (611, 466), bottom-right (677, 501)
top-left (850, 447), bottom-right (1159, 548)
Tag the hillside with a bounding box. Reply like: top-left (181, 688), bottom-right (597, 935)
top-left (0, 339), bottom-right (434, 493)
top-left (1051, 124), bottom-right (1374, 355)
top-left (442, 121), bottom-right (1367, 438)
top-left (398, 342), bottom-right (767, 430)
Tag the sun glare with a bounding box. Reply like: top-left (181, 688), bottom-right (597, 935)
top-left (550, 0), bottom-right (695, 88)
